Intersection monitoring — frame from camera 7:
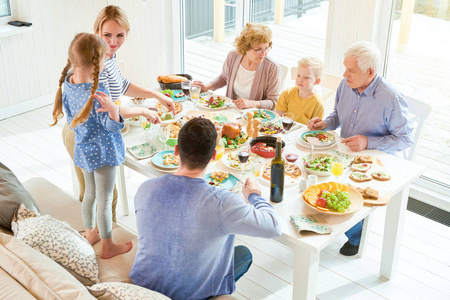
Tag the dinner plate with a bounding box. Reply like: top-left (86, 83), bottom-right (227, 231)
top-left (151, 150), bottom-right (179, 169)
top-left (222, 151), bottom-right (260, 171)
top-left (170, 89), bottom-right (187, 102)
top-left (302, 185), bottom-right (364, 216)
top-left (296, 135), bottom-right (336, 150)
top-left (242, 109), bottom-right (278, 123)
top-left (204, 172), bottom-right (238, 190)
top-left (149, 159), bottom-right (178, 173)
top-left (196, 95), bottom-right (233, 110)
top-left (121, 123), bottom-right (130, 136)
top-left (259, 163), bottom-right (304, 187)
top-left (301, 130), bottom-right (336, 146)
top-left (126, 142), bottom-right (158, 160)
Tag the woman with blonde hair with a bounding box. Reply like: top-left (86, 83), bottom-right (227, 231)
top-left (52, 33), bottom-right (132, 259)
top-left (62, 5), bottom-right (169, 221)
top-left (195, 23), bottom-right (281, 110)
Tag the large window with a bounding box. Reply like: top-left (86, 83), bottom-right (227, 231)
top-left (0, 0), bottom-right (11, 18)
top-left (385, 0), bottom-right (450, 186)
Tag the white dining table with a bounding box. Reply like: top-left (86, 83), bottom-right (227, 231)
top-left (117, 96), bottom-right (426, 300)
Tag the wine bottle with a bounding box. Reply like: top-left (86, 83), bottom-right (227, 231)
top-left (270, 136), bottom-right (285, 203)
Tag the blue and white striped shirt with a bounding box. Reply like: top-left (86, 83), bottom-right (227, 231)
top-left (99, 53), bottom-right (131, 102)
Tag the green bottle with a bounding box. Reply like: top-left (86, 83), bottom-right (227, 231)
top-left (270, 136), bottom-right (285, 203)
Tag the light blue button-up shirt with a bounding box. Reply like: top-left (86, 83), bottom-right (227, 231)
top-left (63, 75), bottom-right (125, 172)
top-left (324, 75), bottom-right (413, 155)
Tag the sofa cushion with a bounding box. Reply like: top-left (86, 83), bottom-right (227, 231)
top-left (88, 282), bottom-right (170, 300)
top-left (0, 162), bottom-right (40, 229)
top-left (12, 205), bottom-right (100, 286)
top-left (23, 177), bottom-right (139, 284)
top-left (0, 233), bottom-right (96, 300)
top-left (0, 267), bottom-right (37, 300)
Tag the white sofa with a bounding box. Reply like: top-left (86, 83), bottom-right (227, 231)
top-left (0, 177), bottom-right (237, 300)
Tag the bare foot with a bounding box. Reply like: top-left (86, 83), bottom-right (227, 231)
top-left (101, 238), bottom-right (132, 259)
top-left (84, 228), bottom-right (100, 245)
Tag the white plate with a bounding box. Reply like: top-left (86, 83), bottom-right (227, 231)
top-left (196, 95), bottom-right (233, 110)
top-left (296, 135), bottom-right (336, 150)
top-left (242, 108), bottom-right (279, 123)
top-left (121, 123), bottom-right (130, 136)
top-left (222, 151), bottom-right (261, 171)
top-left (259, 163), bottom-right (304, 187)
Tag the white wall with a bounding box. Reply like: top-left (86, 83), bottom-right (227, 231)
top-left (0, 0), bottom-right (181, 120)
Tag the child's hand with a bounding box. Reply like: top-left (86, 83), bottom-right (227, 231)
top-left (95, 91), bottom-right (119, 122)
top-left (143, 108), bottom-right (162, 125)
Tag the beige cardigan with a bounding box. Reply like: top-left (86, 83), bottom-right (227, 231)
top-left (210, 50), bottom-right (281, 110)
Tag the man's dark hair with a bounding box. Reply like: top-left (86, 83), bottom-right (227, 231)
top-left (178, 118), bottom-right (217, 170)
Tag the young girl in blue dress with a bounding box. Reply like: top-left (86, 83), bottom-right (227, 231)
top-left (51, 33), bottom-right (132, 258)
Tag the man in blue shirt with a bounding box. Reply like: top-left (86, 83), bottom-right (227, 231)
top-left (308, 41), bottom-right (413, 256)
top-left (130, 118), bottom-right (282, 300)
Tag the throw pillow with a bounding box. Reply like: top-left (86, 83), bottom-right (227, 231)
top-left (0, 161), bottom-right (40, 229)
top-left (88, 282), bottom-right (171, 300)
top-left (12, 205), bottom-right (100, 286)
top-left (0, 233), bottom-right (96, 300)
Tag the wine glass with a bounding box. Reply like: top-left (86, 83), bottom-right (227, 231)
top-left (281, 113), bottom-right (294, 144)
top-left (237, 146), bottom-right (250, 177)
top-left (181, 80), bottom-right (191, 99)
top-left (159, 124), bottom-right (171, 150)
top-left (331, 156), bottom-right (345, 182)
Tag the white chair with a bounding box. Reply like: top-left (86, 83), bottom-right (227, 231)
top-left (291, 66), bottom-right (342, 102)
top-left (279, 64), bottom-right (289, 90)
top-left (402, 95), bottom-right (432, 161)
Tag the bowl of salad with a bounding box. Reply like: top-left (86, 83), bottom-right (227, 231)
top-left (259, 122), bottom-right (283, 135)
top-left (302, 153), bottom-right (334, 176)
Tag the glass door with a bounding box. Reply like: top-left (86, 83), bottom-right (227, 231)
top-left (385, 0), bottom-right (450, 186)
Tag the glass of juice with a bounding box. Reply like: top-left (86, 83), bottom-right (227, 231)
top-left (190, 85), bottom-right (201, 102)
top-left (331, 156), bottom-right (345, 182)
top-left (250, 159), bottom-right (263, 179)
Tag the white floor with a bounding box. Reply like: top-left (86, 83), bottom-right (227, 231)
top-left (1, 105), bottom-right (450, 300)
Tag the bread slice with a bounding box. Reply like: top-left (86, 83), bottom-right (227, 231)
top-left (349, 172), bottom-right (372, 182)
top-left (351, 163), bottom-right (371, 173)
top-left (354, 155), bottom-right (373, 164)
top-left (363, 187), bottom-right (379, 199)
top-left (371, 171), bottom-right (391, 181)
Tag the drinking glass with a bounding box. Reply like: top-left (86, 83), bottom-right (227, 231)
top-left (181, 80), bottom-right (191, 99)
top-left (212, 124), bottom-right (225, 162)
top-left (190, 85), bottom-right (201, 102)
top-left (237, 146), bottom-right (250, 176)
top-left (159, 124), bottom-right (171, 150)
top-left (331, 156), bottom-right (345, 182)
top-left (250, 159), bottom-right (263, 179)
top-left (281, 113), bottom-right (294, 144)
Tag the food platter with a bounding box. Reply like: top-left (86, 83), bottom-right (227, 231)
top-left (204, 172), bottom-right (239, 190)
top-left (163, 89), bottom-right (186, 102)
top-left (302, 184), bottom-right (363, 216)
top-left (259, 163), bottom-right (304, 187)
top-left (151, 150), bottom-right (179, 170)
top-left (222, 151), bottom-right (261, 171)
top-left (197, 95), bottom-right (233, 110)
top-left (242, 109), bottom-right (278, 123)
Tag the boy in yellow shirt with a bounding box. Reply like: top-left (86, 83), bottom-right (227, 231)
top-left (276, 57), bottom-right (324, 124)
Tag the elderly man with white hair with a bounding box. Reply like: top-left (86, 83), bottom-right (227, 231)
top-left (308, 41), bottom-right (413, 256)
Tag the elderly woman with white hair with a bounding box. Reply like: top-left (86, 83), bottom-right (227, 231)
top-left (307, 41), bottom-right (414, 256)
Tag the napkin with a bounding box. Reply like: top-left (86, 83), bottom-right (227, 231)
top-left (126, 142), bottom-right (157, 160)
top-left (290, 214), bottom-right (332, 235)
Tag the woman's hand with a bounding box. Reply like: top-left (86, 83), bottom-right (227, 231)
top-left (95, 91), bottom-right (120, 122)
top-left (193, 81), bottom-right (212, 93)
top-left (232, 98), bottom-right (257, 109)
top-left (158, 95), bottom-right (176, 114)
top-left (142, 108), bottom-right (162, 125)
